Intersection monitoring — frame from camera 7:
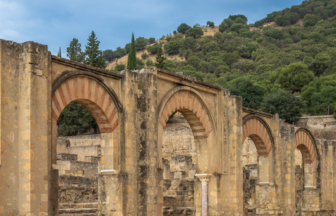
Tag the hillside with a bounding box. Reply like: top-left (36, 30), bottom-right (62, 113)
top-left (103, 0), bottom-right (336, 122)
top-left (106, 27), bottom-right (223, 70)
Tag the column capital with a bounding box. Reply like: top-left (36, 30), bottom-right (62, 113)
top-left (195, 173), bottom-right (212, 185)
top-left (100, 169), bottom-right (119, 175)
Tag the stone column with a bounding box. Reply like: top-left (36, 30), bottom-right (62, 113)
top-left (195, 174), bottom-right (212, 216)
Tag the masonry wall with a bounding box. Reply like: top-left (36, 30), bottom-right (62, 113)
top-left (0, 40), bottom-right (52, 215)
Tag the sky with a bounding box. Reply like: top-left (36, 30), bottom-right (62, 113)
top-left (0, 0), bottom-right (304, 57)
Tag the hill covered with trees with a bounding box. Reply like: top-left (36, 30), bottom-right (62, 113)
top-left (62, 0), bottom-right (336, 135)
top-left (106, 0), bottom-right (336, 122)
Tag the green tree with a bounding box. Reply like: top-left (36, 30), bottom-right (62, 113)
top-left (102, 49), bottom-right (114, 62)
top-left (181, 37), bottom-right (197, 50)
top-left (260, 91), bottom-right (305, 123)
top-left (67, 38), bottom-right (84, 62)
top-left (186, 56), bottom-right (201, 70)
top-left (219, 18), bottom-right (234, 32)
top-left (185, 27), bottom-right (204, 38)
top-left (148, 37), bottom-right (156, 44)
top-left (308, 60), bottom-right (328, 77)
top-left (214, 65), bottom-right (230, 77)
top-left (135, 37), bottom-right (148, 50)
top-left (57, 47), bottom-right (62, 57)
top-left (114, 47), bottom-right (127, 58)
top-left (57, 102), bottom-right (98, 136)
top-left (177, 23), bottom-right (191, 34)
top-left (276, 62), bottom-right (314, 92)
top-left (301, 75), bottom-right (336, 115)
top-left (127, 33), bottom-right (137, 70)
top-left (85, 31), bottom-right (106, 68)
top-left (228, 78), bottom-right (265, 110)
top-left (155, 47), bottom-right (167, 69)
top-left (164, 41), bottom-right (180, 55)
top-left (231, 60), bottom-right (256, 73)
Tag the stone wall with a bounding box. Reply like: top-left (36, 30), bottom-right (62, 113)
top-left (56, 134), bottom-right (101, 215)
top-left (162, 118), bottom-right (197, 215)
top-left (296, 115), bottom-right (336, 139)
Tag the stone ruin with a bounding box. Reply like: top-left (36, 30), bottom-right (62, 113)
top-left (56, 114), bottom-right (198, 216)
top-left (56, 135), bottom-right (101, 215)
top-left (162, 117), bottom-right (197, 216)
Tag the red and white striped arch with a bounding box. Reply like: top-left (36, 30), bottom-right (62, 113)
top-left (295, 130), bottom-right (316, 164)
top-left (52, 76), bottom-right (119, 133)
top-left (243, 118), bottom-right (272, 156)
top-left (158, 90), bottom-right (212, 139)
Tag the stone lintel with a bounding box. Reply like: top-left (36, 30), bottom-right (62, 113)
top-left (304, 185), bottom-right (316, 190)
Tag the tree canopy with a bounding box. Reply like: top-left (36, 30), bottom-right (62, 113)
top-left (67, 38), bottom-right (84, 62)
top-left (84, 31), bottom-right (105, 68)
top-left (260, 91), bottom-right (305, 123)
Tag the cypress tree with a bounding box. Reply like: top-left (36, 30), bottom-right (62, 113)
top-left (155, 47), bottom-right (166, 69)
top-left (85, 31), bottom-right (106, 69)
top-left (57, 47), bottom-right (62, 57)
top-left (127, 33), bottom-right (136, 70)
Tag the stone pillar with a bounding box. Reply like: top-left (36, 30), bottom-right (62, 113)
top-left (98, 170), bottom-right (123, 215)
top-left (122, 68), bottom-right (159, 215)
top-left (195, 174), bottom-right (212, 216)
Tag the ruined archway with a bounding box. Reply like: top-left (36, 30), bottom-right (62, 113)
top-left (242, 115), bottom-right (276, 215)
top-left (294, 128), bottom-right (320, 214)
top-left (51, 73), bottom-right (123, 214)
top-left (157, 86), bottom-right (216, 215)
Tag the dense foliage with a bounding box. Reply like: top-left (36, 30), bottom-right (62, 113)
top-left (57, 102), bottom-right (98, 136)
top-left (260, 91), bottom-right (306, 123)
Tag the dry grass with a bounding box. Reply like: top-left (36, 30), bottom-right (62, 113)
top-left (106, 27), bottom-right (221, 70)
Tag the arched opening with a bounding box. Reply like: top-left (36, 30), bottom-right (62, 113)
top-left (294, 148), bottom-right (304, 214)
top-left (242, 117), bottom-right (276, 216)
top-left (51, 75), bottom-right (121, 215)
top-left (242, 137), bottom-right (258, 215)
top-left (294, 129), bottom-right (319, 215)
top-left (157, 88), bottom-right (215, 215)
top-left (56, 101), bottom-right (101, 214)
top-left (162, 112), bottom-right (197, 215)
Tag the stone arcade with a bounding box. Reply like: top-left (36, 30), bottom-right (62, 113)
top-left (0, 40), bottom-right (334, 215)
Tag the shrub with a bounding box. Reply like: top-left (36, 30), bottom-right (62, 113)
top-left (114, 63), bottom-right (125, 71)
top-left (146, 59), bottom-right (154, 66)
top-left (141, 52), bottom-right (148, 60)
